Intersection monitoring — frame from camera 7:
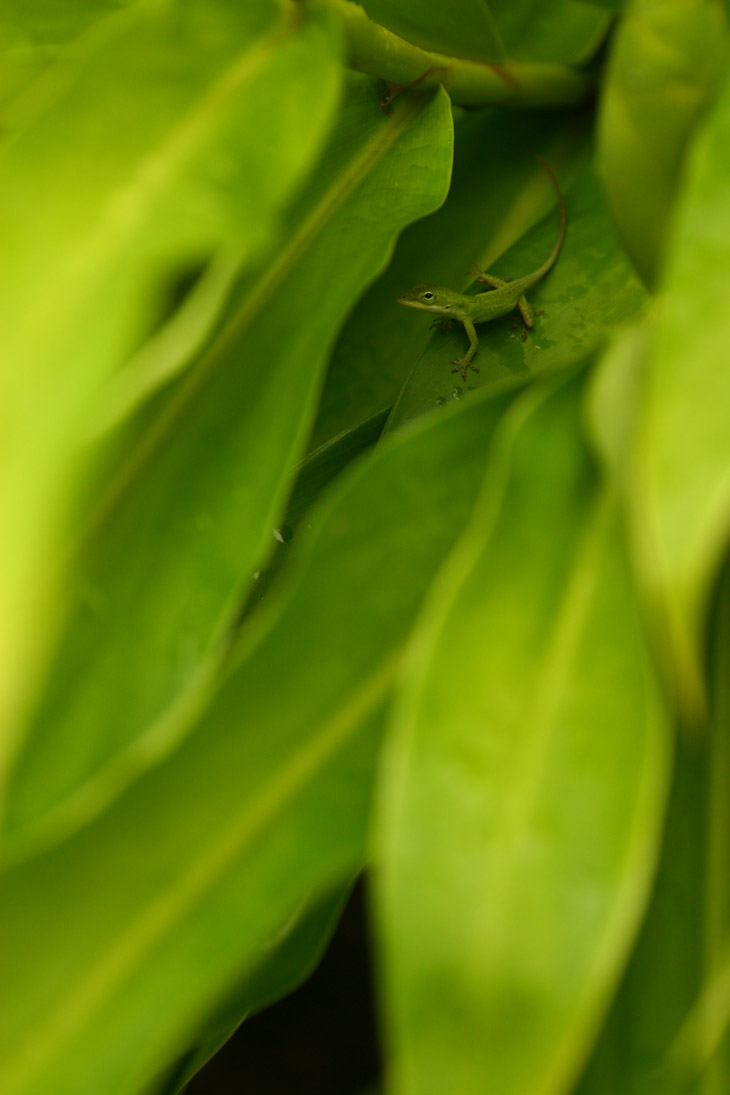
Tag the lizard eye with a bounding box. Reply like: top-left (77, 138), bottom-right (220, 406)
top-left (422, 291), bottom-right (434, 300)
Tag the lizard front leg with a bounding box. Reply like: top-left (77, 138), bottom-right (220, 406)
top-left (450, 316), bottom-right (480, 381)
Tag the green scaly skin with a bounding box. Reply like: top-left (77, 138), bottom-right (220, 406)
top-left (397, 157), bottom-right (566, 381)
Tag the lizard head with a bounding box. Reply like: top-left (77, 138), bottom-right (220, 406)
top-left (396, 283), bottom-right (461, 317)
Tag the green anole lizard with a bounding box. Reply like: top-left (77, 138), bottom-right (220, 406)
top-left (397, 156), bottom-right (565, 381)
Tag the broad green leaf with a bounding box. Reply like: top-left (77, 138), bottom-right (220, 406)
top-left (0, 375), bottom-right (526, 1095)
top-left (376, 374), bottom-right (670, 1095)
top-left (386, 158), bottom-right (646, 432)
top-left (311, 106), bottom-right (590, 450)
top-left (488, 0), bottom-right (612, 63)
top-left (598, 0), bottom-right (727, 287)
top-left (355, 0), bottom-right (505, 62)
top-left (632, 66), bottom-right (730, 715)
top-left (0, 0), bottom-right (340, 772)
top-left (2, 80), bottom-right (453, 861)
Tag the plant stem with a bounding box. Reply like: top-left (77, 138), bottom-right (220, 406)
top-left (295, 0), bottom-right (594, 108)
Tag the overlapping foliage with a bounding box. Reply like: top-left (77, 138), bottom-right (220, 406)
top-left (1, 1), bottom-right (729, 1092)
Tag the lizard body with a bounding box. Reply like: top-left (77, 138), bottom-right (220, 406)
top-left (397, 157), bottom-right (565, 380)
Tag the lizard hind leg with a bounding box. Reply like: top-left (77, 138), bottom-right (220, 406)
top-left (518, 295), bottom-right (535, 327)
top-left (470, 262), bottom-right (511, 289)
top-left (513, 295), bottom-right (544, 341)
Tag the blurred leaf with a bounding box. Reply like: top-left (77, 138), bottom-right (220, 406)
top-left (576, 566), bottom-right (730, 1095)
top-left (488, 0), bottom-right (612, 62)
top-left (0, 43), bottom-right (56, 106)
top-left (288, 409), bottom-right (390, 528)
top-left (2, 80), bottom-right (454, 861)
top-left (598, 0), bottom-right (727, 287)
top-left (586, 319), bottom-right (650, 492)
top-left (0, 0), bottom-right (340, 771)
top-left (162, 888), bottom-right (348, 1094)
top-left (576, 734), bottom-right (708, 1095)
top-left (214, 888), bottom-right (347, 1020)
top-left (248, 408), bottom-right (391, 610)
top-left (356, 0), bottom-right (505, 62)
top-left (305, 0), bottom-right (597, 109)
top-left (632, 66), bottom-right (730, 714)
top-left (89, 252), bottom-right (244, 441)
top-left (356, 0), bottom-right (612, 64)
top-left (311, 106), bottom-right (591, 450)
top-left (0, 0), bottom-right (137, 102)
top-left (376, 374), bottom-right (671, 1095)
top-left (0, 374), bottom-right (527, 1095)
top-left (659, 564), bottom-right (730, 1093)
top-left (0, 0), bottom-right (132, 48)
top-left (0, 689), bottom-right (382, 1095)
top-left (386, 158), bottom-right (646, 432)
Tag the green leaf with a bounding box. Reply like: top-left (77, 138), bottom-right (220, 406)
top-left (311, 106), bottom-right (591, 450)
top-left (354, 0), bottom-right (612, 65)
top-left (386, 157), bottom-right (646, 432)
top-left (2, 80), bottom-right (454, 861)
top-left (659, 566), bottom-right (730, 1092)
top-left (0, 0), bottom-right (133, 48)
top-left (0, 375), bottom-right (526, 1095)
top-left (576, 735), bottom-right (708, 1095)
top-left (488, 0), bottom-right (612, 63)
top-left (89, 252), bottom-right (244, 440)
top-left (598, 0), bottom-right (727, 286)
top-left (355, 0), bottom-right (505, 62)
top-left (162, 888), bottom-right (348, 1094)
top-left (375, 374), bottom-right (671, 1095)
top-left (0, 0), bottom-right (138, 101)
top-left (576, 564), bottom-right (730, 1095)
top-left (304, 0), bottom-right (597, 109)
top-left (249, 408), bottom-right (391, 610)
top-left (0, 0), bottom-right (340, 772)
top-left (586, 320), bottom-right (650, 493)
top-left (632, 65), bottom-right (730, 713)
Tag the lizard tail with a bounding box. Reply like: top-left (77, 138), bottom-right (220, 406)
top-left (534, 154), bottom-right (566, 273)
